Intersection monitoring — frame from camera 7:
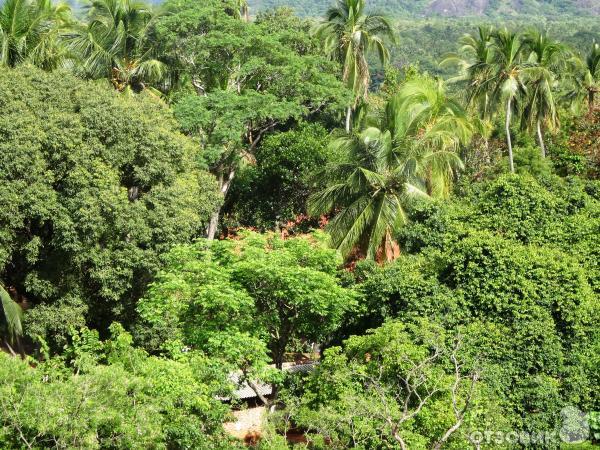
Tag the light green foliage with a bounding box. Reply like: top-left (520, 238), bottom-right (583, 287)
top-left (0, 0), bottom-right (72, 69)
top-left (287, 320), bottom-right (500, 449)
top-left (0, 325), bottom-right (232, 449)
top-left (139, 231), bottom-right (356, 368)
top-left (0, 66), bottom-right (220, 348)
top-left (68, 0), bottom-right (166, 93)
top-left (313, 0), bottom-right (394, 108)
top-left (512, 144), bottom-right (554, 176)
top-left (0, 285), bottom-right (23, 343)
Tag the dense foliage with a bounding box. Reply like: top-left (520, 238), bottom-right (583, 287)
top-left (247, 0), bottom-right (600, 18)
top-left (0, 0), bottom-right (599, 448)
top-left (0, 67), bottom-right (219, 348)
top-left (138, 232), bottom-right (356, 370)
top-left (0, 325), bottom-right (233, 449)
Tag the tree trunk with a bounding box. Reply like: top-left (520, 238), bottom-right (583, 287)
top-left (432, 419), bottom-right (464, 450)
top-left (206, 169), bottom-right (235, 241)
top-left (247, 378), bottom-right (269, 406)
top-left (537, 119), bottom-right (546, 158)
top-left (274, 342), bottom-right (285, 371)
top-left (4, 339), bottom-right (18, 357)
top-left (345, 106), bottom-right (352, 133)
top-left (589, 89), bottom-right (596, 114)
top-left (206, 212), bottom-right (220, 242)
top-left (505, 98), bottom-right (515, 173)
top-left (536, 119), bottom-right (546, 158)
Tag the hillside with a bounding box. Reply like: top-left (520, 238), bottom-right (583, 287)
top-left (247, 0), bottom-right (600, 17)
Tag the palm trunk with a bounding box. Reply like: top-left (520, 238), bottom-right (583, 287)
top-left (505, 97), bottom-right (515, 173)
top-left (345, 106), bottom-right (352, 133)
top-left (589, 90), bottom-right (596, 114)
top-left (206, 169), bottom-right (235, 240)
top-left (536, 119), bottom-right (546, 158)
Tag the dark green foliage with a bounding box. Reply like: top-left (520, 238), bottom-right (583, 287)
top-left (247, 0), bottom-right (600, 17)
top-left (394, 18), bottom-right (600, 80)
top-left (223, 123), bottom-right (331, 229)
top-left (0, 66), bottom-right (220, 347)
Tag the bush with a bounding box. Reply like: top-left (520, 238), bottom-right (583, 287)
top-left (0, 326), bottom-right (232, 449)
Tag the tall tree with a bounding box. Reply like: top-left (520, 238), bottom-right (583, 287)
top-left (566, 42), bottom-right (600, 114)
top-left (490, 28), bottom-right (526, 173)
top-left (442, 26), bottom-right (495, 118)
top-left (521, 31), bottom-right (566, 158)
top-left (309, 76), bottom-right (472, 261)
top-left (314, 0), bottom-right (394, 132)
top-left (161, 0), bottom-right (347, 240)
top-left (444, 27), bottom-right (526, 172)
top-left (68, 0), bottom-right (165, 94)
top-left (0, 0), bottom-right (71, 69)
top-left (234, 0), bottom-right (249, 21)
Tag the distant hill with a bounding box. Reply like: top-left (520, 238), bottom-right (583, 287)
top-left (59, 0), bottom-right (600, 17)
top-left (247, 0), bottom-right (600, 17)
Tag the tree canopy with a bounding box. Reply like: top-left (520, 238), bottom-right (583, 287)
top-left (0, 0), bottom-right (599, 447)
top-left (0, 66), bottom-right (219, 348)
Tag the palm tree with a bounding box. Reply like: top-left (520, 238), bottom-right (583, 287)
top-left (68, 0), bottom-right (165, 94)
top-left (489, 28), bottom-right (527, 173)
top-left (1, 285), bottom-right (23, 355)
top-left (444, 27), bottom-right (526, 172)
top-left (313, 0), bottom-right (394, 133)
top-left (235, 0), bottom-right (249, 22)
top-left (441, 26), bottom-right (496, 118)
top-left (308, 76), bottom-right (472, 261)
top-left (566, 42), bottom-right (600, 114)
top-left (0, 0), bottom-right (71, 69)
top-left (521, 31), bottom-right (566, 158)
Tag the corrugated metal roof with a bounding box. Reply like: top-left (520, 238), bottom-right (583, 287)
top-left (223, 362), bottom-right (318, 401)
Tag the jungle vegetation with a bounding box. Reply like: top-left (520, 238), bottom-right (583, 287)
top-left (0, 0), bottom-right (599, 448)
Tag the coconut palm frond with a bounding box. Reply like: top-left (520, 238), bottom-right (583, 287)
top-left (1, 286), bottom-right (23, 342)
top-left (311, 75), bottom-right (471, 261)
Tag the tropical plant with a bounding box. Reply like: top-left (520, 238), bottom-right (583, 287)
top-left (521, 31), bottom-right (567, 157)
top-left (489, 28), bottom-right (527, 173)
top-left (0, 0), bottom-right (71, 69)
top-left (234, 0), bottom-right (249, 21)
top-left (313, 0), bottom-right (395, 132)
top-left (444, 27), bottom-right (526, 172)
top-left (68, 0), bottom-right (165, 94)
top-left (566, 41), bottom-right (600, 114)
top-left (442, 25), bottom-right (496, 118)
top-left (308, 76), bottom-right (472, 261)
top-left (0, 285), bottom-right (22, 351)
